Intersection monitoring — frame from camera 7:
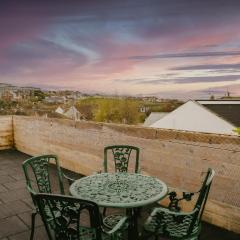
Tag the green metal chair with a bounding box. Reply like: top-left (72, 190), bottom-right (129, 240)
top-left (103, 145), bottom-right (140, 229)
top-left (22, 154), bottom-right (76, 240)
top-left (104, 145), bottom-right (140, 173)
top-left (143, 168), bottom-right (215, 240)
top-left (34, 193), bottom-right (128, 240)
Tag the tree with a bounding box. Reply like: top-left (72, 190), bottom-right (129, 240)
top-left (77, 97), bottom-right (144, 124)
top-left (210, 95), bottom-right (215, 100)
top-left (32, 90), bottom-right (46, 101)
top-left (233, 128), bottom-right (240, 136)
top-left (119, 99), bottom-right (141, 124)
top-left (74, 104), bottom-right (93, 120)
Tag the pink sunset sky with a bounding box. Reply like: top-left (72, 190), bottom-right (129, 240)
top-left (1, 0), bottom-right (240, 98)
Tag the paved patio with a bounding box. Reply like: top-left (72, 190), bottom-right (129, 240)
top-left (0, 149), bottom-right (239, 240)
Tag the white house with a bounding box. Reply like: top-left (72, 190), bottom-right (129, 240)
top-left (143, 112), bottom-right (169, 127)
top-left (64, 106), bottom-right (82, 120)
top-left (55, 106), bottom-right (84, 121)
top-left (150, 100), bottom-right (239, 135)
top-left (55, 106), bottom-right (65, 115)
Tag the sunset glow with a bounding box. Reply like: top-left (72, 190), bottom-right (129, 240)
top-left (1, 0), bottom-right (240, 98)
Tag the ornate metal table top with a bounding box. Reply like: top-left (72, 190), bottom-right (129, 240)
top-left (70, 173), bottom-right (168, 208)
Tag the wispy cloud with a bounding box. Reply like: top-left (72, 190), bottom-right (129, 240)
top-left (171, 63), bottom-right (240, 71)
top-left (129, 51), bottom-right (240, 60)
top-left (115, 74), bottom-right (240, 85)
top-left (173, 75), bottom-right (240, 84)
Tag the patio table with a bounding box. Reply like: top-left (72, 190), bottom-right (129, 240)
top-left (69, 173), bottom-right (168, 239)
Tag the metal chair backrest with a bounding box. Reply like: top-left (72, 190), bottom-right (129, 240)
top-left (188, 168), bottom-right (215, 234)
top-left (34, 193), bottom-right (103, 240)
top-left (104, 145), bottom-right (140, 173)
top-left (22, 155), bottom-right (65, 196)
top-left (195, 168), bottom-right (215, 222)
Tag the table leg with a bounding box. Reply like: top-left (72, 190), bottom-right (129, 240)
top-left (126, 208), bottom-right (139, 239)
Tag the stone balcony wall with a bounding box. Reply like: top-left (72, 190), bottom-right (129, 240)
top-left (0, 116), bottom-right (13, 150)
top-left (1, 115), bottom-right (239, 233)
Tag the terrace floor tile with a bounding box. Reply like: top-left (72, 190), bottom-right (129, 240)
top-left (0, 188), bottom-right (30, 203)
top-left (8, 226), bottom-right (48, 240)
top-left (0, 200), bottom-right (31, 219)
top-left (0, 216), bottom-right (28, 238)
top-left (0, 184), bottom-right (7, 193)
top-left (17, 211), bottom-right (44, 228)
top-left (3, 179), bottom-right (27, 191)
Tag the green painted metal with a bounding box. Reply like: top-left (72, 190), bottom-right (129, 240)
top-left (34, 193), bottom-right (128, 240)
top-left (143, 168), bottom-right (215, 240)
top-left (22, 155), bottom-right (65, 195)
top-left (103, 214), bottom-right (126, 230)
top-left (70, 173), bottom-right (168, 208)
top-left (22, 154), bottom-right (75, 240)
top-left (104, 145), bottom-right (140, 173)
top-left (102, 145), bottom-right (141, 234)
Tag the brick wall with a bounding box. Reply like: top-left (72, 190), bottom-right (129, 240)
top-left (0, 116), bottom-right (13, 149)
top-left (12, 116), bottom-right (240, 233)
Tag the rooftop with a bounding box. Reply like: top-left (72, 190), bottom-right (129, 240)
top-left (0, 149), bottom-right (239, 239)
top-left (197, 100), bottom-right (240, 126)
top-left (143, 112), bottom-right (169, 127)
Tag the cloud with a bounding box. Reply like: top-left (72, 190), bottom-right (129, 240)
top-left (1, 0), bottom-right (240, 97)
top-left (112, 78), bottom-right (146, 83)
top-left (205, 83), bottom-right (240, 94)
top-left (129, 51), bottom-right (240, 60)
top-left (115, 74), bottom-right (240, 85)
top-left (144, 83), bottom-right (240, 100)
top-left (0, 39), bottom-right (87, 77)
top-left (171, 63), bottom-right (240, 71)
top-left (175, 75), bottom-right (240, 84)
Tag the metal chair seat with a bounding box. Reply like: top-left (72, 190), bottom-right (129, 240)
top-left (144, 208), bottom-right (201, 240)
top-left (35, 193), bottom-right (128, 240)
top-left (45, 216), bottom-right (117, 240)
top-left (103, 214), bottom-right (128, 230)
top-left (142, 168), bottom-right (215, 240)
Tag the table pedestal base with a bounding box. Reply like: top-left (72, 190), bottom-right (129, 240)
top-left (127, 208), bottom-right (140, 239)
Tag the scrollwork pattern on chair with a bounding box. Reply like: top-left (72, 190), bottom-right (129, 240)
top-left (112, 147), bottom-right (132, 172)
top-left (30, 156), bottom-right (51, 193)
top-left (42, 198), bottom-right (96, 240)
top-left (35, 194), bottom-right (127, 240)
top-left (144, 208), bottom-right (199, 239)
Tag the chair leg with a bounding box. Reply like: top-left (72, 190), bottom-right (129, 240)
top-left (30, 211), bottom-right (38, 240)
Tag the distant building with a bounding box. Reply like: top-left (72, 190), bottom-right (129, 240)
top-left (150, 100), bottom-right (240, 135)
top-left (143, 112), bottom-right (169, 127)
top-left (141, 96), bottom-right (158, 102)
top-left (45, 96), bottom-right (66, 104)
top-left (64, 106), bottom-right (82, 120)
top-left (66, 91), bottom-right (86, 100)
top-left (1, 90), bottom-right (14, 101)
top-left (0, 83), bottom-right (41, 101)
top-left (139, 105), bottom-right (150, 113)
top-left (197, 100), bottom-right (240, 128)
top-left (55, 106), bottom-right (65, 115)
